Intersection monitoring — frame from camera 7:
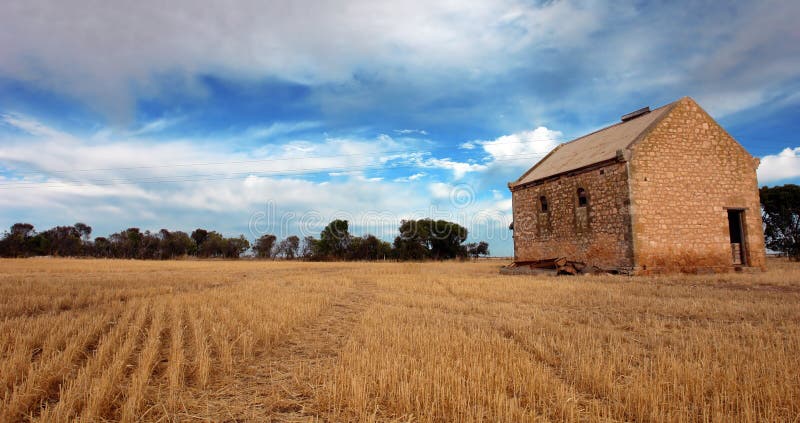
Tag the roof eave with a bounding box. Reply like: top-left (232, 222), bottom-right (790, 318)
top-left (509, 157), bottom-right (624, 192)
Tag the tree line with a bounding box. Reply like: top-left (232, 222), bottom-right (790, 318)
top-left (0, 218), bottom-right (490, 260)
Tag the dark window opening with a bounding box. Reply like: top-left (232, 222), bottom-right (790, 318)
top-left (577, 188), bottom-right (588, 207)
top-left (539, 196), bottom-right (548, 212)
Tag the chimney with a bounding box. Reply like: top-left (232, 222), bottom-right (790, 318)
top-left (621, 106), bottom-right (650, 122)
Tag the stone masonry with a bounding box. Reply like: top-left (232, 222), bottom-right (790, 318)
top-left (511, 161), bottom-right (634, 270)
top-left (627, 97), bottom-right (766, 273)
top-left (510, 97), bottom-right (766, 274)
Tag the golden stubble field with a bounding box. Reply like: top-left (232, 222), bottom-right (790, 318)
top-left (0, 258), bottom-right (799, 422)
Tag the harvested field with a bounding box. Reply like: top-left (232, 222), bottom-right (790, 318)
top-left (1, 258), bottom-right (799, 422)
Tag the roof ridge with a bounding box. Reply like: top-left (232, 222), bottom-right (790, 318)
top-left (560, 101), bottom-right (675, 147)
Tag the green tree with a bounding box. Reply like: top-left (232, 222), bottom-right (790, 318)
top-left (317, 219), bottom-right (351, 259)
top-left (139, 230), bottom-right (161, 259)
top-left (301, 236), bottom-right (318, 259)
top-left (190, 229), bottom-right (209, 253)
top-left (11, 223), bottom-right (35, 238)
top-left (467, 241), bottom-right (490, 258)
top-left (428, 219), bottom-right (468, 259)
top-left (0, 223), bottom-right (36, 257)
top-left (277, 235), bottom-right (300, 259)
top-left (760, 184), bottom-right (800, 259)
top-left (253, 234), bottom-right (277, 258)
top-left (126, 228), bottom-right (144, 258)
top-left (349, 234), bottom-right (392, 260)
top-left (223, 235), bottom-right (250, 258)
top-left (74, 222), bottom-right (92, 241)
top-left (197, 231), bottom-right (224, 258)
top-left (93, 237), bottom-right (112, 258)
top-left (393, 220), bottom-right (429, 260)
top-left (40, 225), bottom-right (83, 257)
top-left (158, 229), bottom-right (193, 259)
top-left (394, 219), bottom-right (469, 260)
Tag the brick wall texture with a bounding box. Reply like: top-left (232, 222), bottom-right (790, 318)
top-left (511, 97), bottom-right (766, 274)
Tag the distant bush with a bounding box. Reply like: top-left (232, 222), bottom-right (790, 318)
top-left (760, 184), bottom-right (800, 260)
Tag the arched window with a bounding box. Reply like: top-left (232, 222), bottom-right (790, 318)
top-left (577, 188), bottom-right (588, 207)
top-left (539, 196), bottom-right (548, 212)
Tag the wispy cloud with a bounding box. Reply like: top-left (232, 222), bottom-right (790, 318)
top-left (419, 158), bottom-right (488, 180)
top-left (0, 115), bottom-right (414, 183)
top-left (393, 172), bottom-right (426, 183)
top-left (245, 121), bottom-right (322, 141)
top-left (2, 113), bottom-right (70, 138)
top-left (127, 117), bottom-right (183, 136)
top-left (394, 129), bottom-right (428, 136)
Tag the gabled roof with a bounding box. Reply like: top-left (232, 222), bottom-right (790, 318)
top-left (510, 99), bottom-right (679, 188)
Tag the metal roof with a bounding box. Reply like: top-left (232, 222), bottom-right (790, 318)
top-left (510, 100), bottom-right (678, 188)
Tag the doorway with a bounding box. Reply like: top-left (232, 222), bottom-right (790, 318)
top-left (727, 210), bottom-right (746, 266)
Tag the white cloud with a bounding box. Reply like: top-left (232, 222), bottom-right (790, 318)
top-left (402, 126), bottom-right (563, 180)
top-left (479, 126), bottom-right (563, 166)
top-left (451, 126), bottom-right (563, 178)
top-left (393, 172), bottom-right (426, 182)
top-left (421, 158), bottom-right (489, 180)
top-left (758, 147), bottom-right (800, 184)
top-left (428, 182), bottom-right (453, 200)
top-left (0, 114), bottom-right (417, 183)
top-left (329, 171), bottom-right (360, 177)
top-left (0, 179), bottom-right (156, 206)
top-left (496, 198), bottom-right (512, 212)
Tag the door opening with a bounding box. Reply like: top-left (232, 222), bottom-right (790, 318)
top-left (727, 210), bottom-right (746, 266)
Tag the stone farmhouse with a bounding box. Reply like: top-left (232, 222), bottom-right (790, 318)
top-left (508, 97), bottom-right (766, 274)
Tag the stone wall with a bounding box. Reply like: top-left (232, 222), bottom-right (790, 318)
top-left (511, 161), bottom-right (634, 269)
top-left (628, 97), bottom-right (766, 273)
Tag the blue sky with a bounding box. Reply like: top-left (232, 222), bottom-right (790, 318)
top-left (1, 0), bottom-right (799, 256)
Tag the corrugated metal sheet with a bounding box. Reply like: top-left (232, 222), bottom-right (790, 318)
top-left (511, 101), bottom-right (677, 187)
